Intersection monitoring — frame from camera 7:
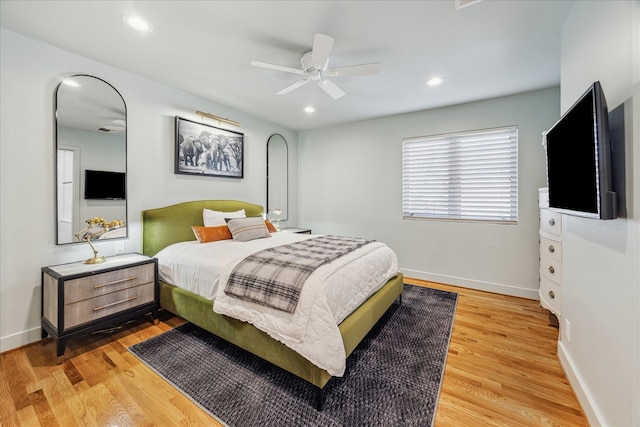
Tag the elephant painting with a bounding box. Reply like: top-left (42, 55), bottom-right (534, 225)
top-left (175, 116), bottom-right (244, 178)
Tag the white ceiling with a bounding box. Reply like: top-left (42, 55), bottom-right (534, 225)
top-left (0, 0), bottom-right (574, 131)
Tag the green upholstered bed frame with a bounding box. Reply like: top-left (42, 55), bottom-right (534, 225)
top-left (142, 200), bottom-right (404, 394)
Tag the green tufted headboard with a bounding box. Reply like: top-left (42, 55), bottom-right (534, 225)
top-left (142, 200), bottom-right (264, 256)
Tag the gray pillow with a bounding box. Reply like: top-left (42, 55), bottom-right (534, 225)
top-left (226, 217), bottom-right (272, 242)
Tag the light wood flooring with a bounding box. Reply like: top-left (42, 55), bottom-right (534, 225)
top-left (1, 279), bottom-right (587, 426)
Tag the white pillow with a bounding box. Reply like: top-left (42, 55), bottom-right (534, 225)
top-left (203, 208), bottom-right (246, 227)
top-left (226, 217), bottom-right (272, 242)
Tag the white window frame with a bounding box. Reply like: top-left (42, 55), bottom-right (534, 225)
top-left (402, 126), bottom-right (518, 223)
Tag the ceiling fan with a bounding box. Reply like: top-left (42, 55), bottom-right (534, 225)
top-left (250, 33), bottom-right (380, 99)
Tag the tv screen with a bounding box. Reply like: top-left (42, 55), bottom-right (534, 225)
top-left (84, 170), bottom-right (126, 200)
top-left (545, 81), bottom-right (616, 220)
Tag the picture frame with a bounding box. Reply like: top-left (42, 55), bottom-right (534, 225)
top-left (175, 116), bottom-right (244, 178)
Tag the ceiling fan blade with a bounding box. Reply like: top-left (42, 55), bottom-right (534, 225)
top-left (326, 62), bottom-right (380, 77)
top-left (311, 33), bottom-right (334, 68)
top-left (318, 79), bottom-right (345, 99)
top-left (276, 78), bottom-right (311, 95)
top-left (251, 60), bottom-right (305, 75)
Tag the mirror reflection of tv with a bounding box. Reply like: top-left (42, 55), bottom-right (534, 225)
top-left (545, 81), bottom-right (616, 220)
top-left (84, 170), bottom-right (126, 200)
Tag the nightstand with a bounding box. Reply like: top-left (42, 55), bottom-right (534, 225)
top-left (280, 227), bottom-right (312, 234)
top-left (41, 253), bottom-right (158, 362)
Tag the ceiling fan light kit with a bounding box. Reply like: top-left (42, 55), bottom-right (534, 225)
top-left (251, 33), bottom-right (380, 100)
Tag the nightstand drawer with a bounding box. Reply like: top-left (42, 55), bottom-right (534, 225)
top-left (64, 263), bottom-right (155, 304)
top-left (64, 282), bottom-right (155, 330)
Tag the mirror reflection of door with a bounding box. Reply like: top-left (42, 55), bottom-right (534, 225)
top-left (55, 75), bottom-right (127, 244)
top-left (267, 134), bottom-right (288, 222)
top-left (56, 146), bottom-right (80, 243)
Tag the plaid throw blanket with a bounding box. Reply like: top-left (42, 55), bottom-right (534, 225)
top-left (224, 235), bottom-right (374, 313)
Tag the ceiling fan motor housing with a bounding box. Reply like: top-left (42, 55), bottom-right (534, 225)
top-left (301, 51), bottom-right (327, 76)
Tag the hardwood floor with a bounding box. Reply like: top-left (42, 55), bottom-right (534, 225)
top-left (0, 279), bottom-right (587, 426)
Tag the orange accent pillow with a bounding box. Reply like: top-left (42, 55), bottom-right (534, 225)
top-left (265, 219), bottom-right (278, 233)
top-left (191, 225), bottom-right (233, 243)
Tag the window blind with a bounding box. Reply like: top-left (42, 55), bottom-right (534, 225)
top-left (402, 126), bottom-right (518, 223)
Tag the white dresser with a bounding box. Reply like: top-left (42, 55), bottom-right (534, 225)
top-left (539, 188), bottom-right (562, 324)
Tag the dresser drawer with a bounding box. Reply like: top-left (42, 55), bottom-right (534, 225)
top-left (539, 277), bottom-right (561, 316)
top-left (540, 209), bottom-right (562, 236)
top-left (540, 253), bottom-right (562, 284)
top-left (540, 236), bottom-right (562, 263)
top-left (64, 282), bottom-right (155, 330)
top-left (64, 263), bottom-right (155, 304)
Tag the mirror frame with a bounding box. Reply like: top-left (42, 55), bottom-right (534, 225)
top-left (266, 133), bottom-right (288, 221)
top-left (55, 74), bottom-right (128, 245)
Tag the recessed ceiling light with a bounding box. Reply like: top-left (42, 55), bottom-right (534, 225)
top-left (304, 106), bottom-right (316, 113)
top-left (455, 0), bottom-right (483, 10)
top-left (122, 15), bottom-right (153, 32)
top-left (62, 78), bottom-right (81, 87)
top-left (426, 77), bottom-right (445, 87)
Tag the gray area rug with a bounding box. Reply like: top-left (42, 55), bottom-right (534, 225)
top-left (128, 284), bottom-right (457, 426)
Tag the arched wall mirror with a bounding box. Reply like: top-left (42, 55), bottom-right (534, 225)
top-left (266, 134), bottom-right (288, 222)
top-left (55, 75), bottom-right (127, 244)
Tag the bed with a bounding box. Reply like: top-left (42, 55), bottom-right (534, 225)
top-left (142, 200), bottom-right (404, 408)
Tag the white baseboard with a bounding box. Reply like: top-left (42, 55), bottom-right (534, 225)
top-left (2, 272), bottom-right (536, 353)
top-left (401, 268), bottom-right (539, 300)
top-left (557, 341), bottom-right (604, 427)
top-left (0, 326), bottom-right (42, 353)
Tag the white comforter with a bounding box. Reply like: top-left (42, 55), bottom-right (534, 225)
top-left (155, 232), bottom-right (399, 376)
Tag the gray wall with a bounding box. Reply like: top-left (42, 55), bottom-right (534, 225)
top-left (557, 2), bottom-right (640, 426)
top-left (299, 87), bottom-right (560, 298)
top-left (0, 29), bottom-right (298, 351)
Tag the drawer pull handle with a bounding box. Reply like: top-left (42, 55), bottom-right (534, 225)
top-left (93, 296), bottom-right (137, 311)
top-left (548, 218), bottom-right (555, 226)
top-left (548, 266), bottom-right (555, 274)
top-left (548, 290), bottom-right (555, 299)
top-left (548, 245), bottom-right (555, 253)
top-left (94, 276), bottom-right (137, 289)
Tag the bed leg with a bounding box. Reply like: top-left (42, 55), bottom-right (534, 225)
top-left (315, 387), bottom-right (325, 411)
top-left (397, 293), bottom-right (403, 305)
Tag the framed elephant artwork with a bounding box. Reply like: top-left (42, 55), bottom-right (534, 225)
top-left (175, 116), bottom-right (244, 178)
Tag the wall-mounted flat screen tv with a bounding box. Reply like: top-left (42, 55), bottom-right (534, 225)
top-left (545, 81), bottom-right (616, 220)
top-left (84, 169), bottom-right (126, 200)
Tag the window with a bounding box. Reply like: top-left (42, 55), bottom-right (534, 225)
top-left (402, 126), bottom-right (518, 223)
